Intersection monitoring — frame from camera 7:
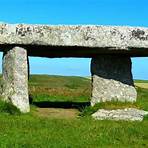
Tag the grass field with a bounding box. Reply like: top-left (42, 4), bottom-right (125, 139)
top-left (135, 83), bottom-right (148, 89)
top-left (0, 75), bottom-right (147, 147)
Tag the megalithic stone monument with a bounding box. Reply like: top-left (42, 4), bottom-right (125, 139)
top-left (0, 24), bottom-right (148, 112)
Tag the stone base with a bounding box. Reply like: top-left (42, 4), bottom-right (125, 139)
top-left (1, 46), bottom-right (30, 113)
top-left (92, 108), bottom-right (148, 121)
top-left (91, 56), bottom-right (137, 106)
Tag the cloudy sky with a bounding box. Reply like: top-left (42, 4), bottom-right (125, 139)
top-left (0, 0), bottom-right (148, 79)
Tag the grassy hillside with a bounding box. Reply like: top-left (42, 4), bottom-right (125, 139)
top-left (29, 75), bottom-right (91, 102)
top-left (0, 75), bottom-right (147, 147)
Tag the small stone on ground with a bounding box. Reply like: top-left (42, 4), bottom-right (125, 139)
top-left (92, 108), bottom-right (148, 121)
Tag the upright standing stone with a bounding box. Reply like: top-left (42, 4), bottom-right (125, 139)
top-left (1, 46), bottom-right (30, 113)
top-left (91, 55), bottom-right (137, 106)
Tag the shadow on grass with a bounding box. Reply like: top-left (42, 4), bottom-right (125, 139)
top-left (33, 101), bottom-right (90, 109)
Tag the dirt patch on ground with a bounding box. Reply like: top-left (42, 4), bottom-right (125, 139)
top-left (34, 108), bottom-right (79, 119)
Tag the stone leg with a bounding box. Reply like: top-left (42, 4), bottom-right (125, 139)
top-left (1, 46), bottom-right (30, 113)
top-left (91, 55), bottom-right (137, 106)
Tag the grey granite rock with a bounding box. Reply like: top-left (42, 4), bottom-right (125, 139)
top-left (0, 24), bottom-right (148, 54)
top-left (1, 46), bottom-right (30, 113)
top-left (92, 108), bottom-right (148, 121)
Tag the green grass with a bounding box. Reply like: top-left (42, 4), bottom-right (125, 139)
top-left (29, 75), bottom-right (91, 103)
top-left (0, 114), bottom-right (148, 147)
top-left (134, 79), bottom-right (148, 83)
top-left (0, 100), bottom-right (21, 115)
top-left (0, 74), bottom-right (147, 147)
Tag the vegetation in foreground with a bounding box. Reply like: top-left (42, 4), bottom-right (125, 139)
top-left (0, 75), bottom-right (147, 147)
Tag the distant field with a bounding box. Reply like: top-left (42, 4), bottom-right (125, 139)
top-left (135, 83), bottom-right (148, 89)
top-left (134, 80), bottom-right (148, 83)
top-left (134, 80), bottom-right (148, 89)
top-left (29, 75), bottom-right (91, 102)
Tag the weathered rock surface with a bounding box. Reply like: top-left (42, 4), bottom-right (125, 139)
top-left (0, 24), bottom-right (148, 57)
top-left (1, 46), bottom-right (30, 113)
top-left (91, 56), bottom-right (137, 106)
top-left (92, 108), bottom-right (148, 121)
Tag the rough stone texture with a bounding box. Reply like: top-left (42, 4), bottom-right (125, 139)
top-left (1, 46), bottom-right (30, 113)
top-left (91, 56), bottom-right (137, 106)
top-left (92, 108), bottom-right (148, 121)
top-left (0, 24), bottom-right (148, 57)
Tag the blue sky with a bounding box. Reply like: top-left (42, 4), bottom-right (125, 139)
top-left (0, 0), bottom-right (148, 79)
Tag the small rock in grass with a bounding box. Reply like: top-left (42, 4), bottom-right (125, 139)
top-left (92, 108), bottom-right (148, 121)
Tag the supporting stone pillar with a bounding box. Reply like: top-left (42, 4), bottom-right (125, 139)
top-left (1, 46), bottom-right (30, 113)
top-left (91, 55), bottom-right (137, 106)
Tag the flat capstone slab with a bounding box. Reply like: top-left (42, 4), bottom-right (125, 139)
top-left (92, 108), bottom-right (148, 121)
top-left (0, 24), bottom-right (148, 57)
